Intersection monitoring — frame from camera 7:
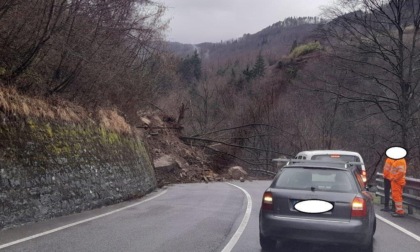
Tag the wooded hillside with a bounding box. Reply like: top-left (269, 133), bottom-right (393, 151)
top-left (160, 1), bottom-right (420, 179)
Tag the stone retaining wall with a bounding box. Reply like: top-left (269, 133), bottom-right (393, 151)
top-left (0, 118), bottom-right (156, 229)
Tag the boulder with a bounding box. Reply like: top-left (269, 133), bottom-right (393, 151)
top-left (153, 155), bottom-right (180, 173)
top-left (228, 166), bottom-right (248, 180)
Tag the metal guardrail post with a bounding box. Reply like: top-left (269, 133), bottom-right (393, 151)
top-left (376, 173), bottom-right (385, 204)
top-left (407, 188), bottom-right (414, 215)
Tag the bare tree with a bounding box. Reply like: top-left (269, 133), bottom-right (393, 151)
top-left (319, 0), bottom-right (420, 154)
top-left (0, 0), bottom-right (168, 122)
top-left (0, 0), bottom-right (70, 80)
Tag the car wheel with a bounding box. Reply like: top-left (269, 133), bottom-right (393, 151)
top-left (259, 232), bottom-right (276, 250)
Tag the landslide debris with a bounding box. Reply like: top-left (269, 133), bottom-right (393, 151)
top-left (138, 111), bottom-right (222, 187)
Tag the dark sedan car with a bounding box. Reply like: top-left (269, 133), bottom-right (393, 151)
top-left (259, 160), bottom-right (376, 252)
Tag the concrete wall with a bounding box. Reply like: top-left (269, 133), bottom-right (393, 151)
top-left (0, 118), bottom-right (156, 229)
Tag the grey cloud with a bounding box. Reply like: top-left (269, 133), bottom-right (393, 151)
top-left (159, 0), bottom-right (332, 44)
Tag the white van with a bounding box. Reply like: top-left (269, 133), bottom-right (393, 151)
top-left (294, 150), bottom-right (367, 183)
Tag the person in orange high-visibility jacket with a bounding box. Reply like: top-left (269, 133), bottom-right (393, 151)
top-left (380, 158), bottom-right (394, 212)
top-left (389, 158), bottom-right (407, 217)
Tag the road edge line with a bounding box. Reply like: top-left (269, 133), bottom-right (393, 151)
top-left (376, 214), bottom-right (420, 242)
top-left (0, 189), bottom-right (167, 250)
top-left (221, 183), bottom-right (253, 252)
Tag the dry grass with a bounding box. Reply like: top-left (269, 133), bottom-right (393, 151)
top-left (0, 86), bottom-right (131, 133)
top-left (97, 109), bottom-right (132, 133)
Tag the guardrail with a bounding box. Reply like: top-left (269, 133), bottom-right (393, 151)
top-left (249, 168), bottom-right (277, 176)
top-left (375, 172), bottom-right (420, 215)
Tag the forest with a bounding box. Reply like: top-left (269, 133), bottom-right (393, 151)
top-left (1, 0), bottom-right (420, 180)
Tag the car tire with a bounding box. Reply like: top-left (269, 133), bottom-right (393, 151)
top-left (259, 233), bottom-right (276, 250)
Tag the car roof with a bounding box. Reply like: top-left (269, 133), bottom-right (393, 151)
top-left (295, 150), bottom-right (363, 158)
top-left (284, 161), bottom-right (352, 171)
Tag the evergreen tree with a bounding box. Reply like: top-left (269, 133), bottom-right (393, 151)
top-left (178, 50), bottom-right (202, 84)
top-left (190, 50), bottom-right (202, 81)
top-left (252, 53), bottom-right (265, 77)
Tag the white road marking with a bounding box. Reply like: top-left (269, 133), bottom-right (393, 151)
top-left (221, 183), bottom-right (253, 252)
top-left (0, 190), bottom-right (167, 250)
top-left (376, 214), bottom-right (420, 242)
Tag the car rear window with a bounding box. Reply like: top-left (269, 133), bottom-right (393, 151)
top-left (311, 154), bottom-right (360, 162)
top-left (274, 168), bottom-right (356, 192)
top-left (311, 154), bottom-right (362, 172)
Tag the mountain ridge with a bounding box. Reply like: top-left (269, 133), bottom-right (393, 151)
top-left (166, 17), bottom-right (325, 61)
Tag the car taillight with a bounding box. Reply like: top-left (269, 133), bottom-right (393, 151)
top-left (262, 191), bottom-right (273, 211)
top-left (351, 197), bottom-right (367, 217)
top-left (362, 170), bottom-right (367, 183)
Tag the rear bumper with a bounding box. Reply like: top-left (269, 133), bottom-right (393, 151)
top-left (260, 211), bottom-right (372, 246)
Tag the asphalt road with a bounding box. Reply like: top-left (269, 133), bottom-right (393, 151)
top-left (1, 181), bottom-right (420, 252)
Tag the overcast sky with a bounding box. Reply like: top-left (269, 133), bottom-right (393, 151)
top-left (158, 0), bottom-right (333, 44)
